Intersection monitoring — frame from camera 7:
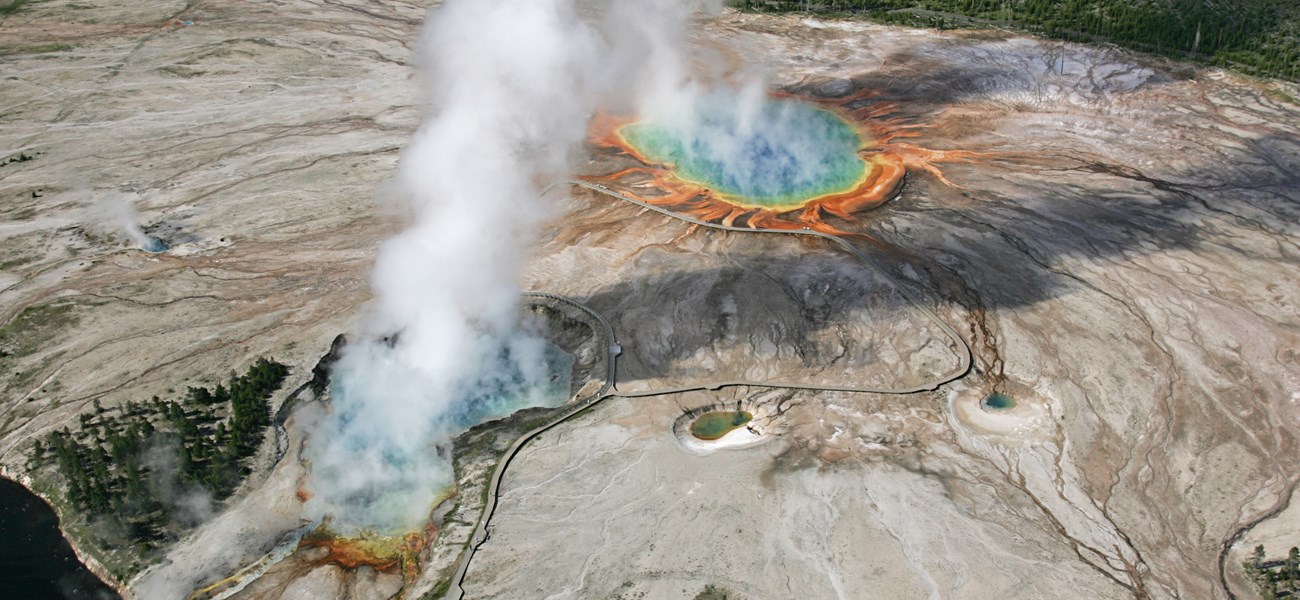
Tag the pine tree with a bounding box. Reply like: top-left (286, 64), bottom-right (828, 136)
top-left (1288, 547), bottom-right (1300, 583)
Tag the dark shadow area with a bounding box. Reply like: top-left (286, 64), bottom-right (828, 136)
top-left (798, 54), bottom-right (1045, 112)
top-left (786, 45), bottom-right (1176, 123)
top-left (567, 247), bottom-right (962, 386)
top-left (855, 128), bottom-right (1300, 311)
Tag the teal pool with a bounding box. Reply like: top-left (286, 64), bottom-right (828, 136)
top-left (981, 392), bottom-right (1016, 411)
top-left (620, 93), bottom-right (869, 209)
top-left (689, 411), bottom-right (753, 441)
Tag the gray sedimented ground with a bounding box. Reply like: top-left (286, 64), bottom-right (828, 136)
top-left (463, 390), bottom-right (1131, 599)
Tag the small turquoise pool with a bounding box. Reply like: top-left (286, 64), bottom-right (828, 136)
top-left (620, 93), bottom-right (869, 209)
top-left (142, 236), bottom-right (167, 253)
top-left (981, 392), bottom-right (1016, 411)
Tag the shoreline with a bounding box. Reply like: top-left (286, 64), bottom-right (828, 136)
top-left (0, 464), bottom-right (134, 599)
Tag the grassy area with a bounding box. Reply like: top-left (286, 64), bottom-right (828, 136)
top-left (0, 0), bottom-right (30, 16)
top-left (1264, 85), bottom-right (1299, 106)
top-left (0, 302), bottom-right (80, 363)
top-left (423, 577), bottom-right (452, 599)
top-left (7, 350), bottom-right (64, 397)
top-left (736, 0), bottom-right (1300, 82)
top-left (0, 44), bottom-right (73, 57)
top-left (695, 584), bottom-right (735, 600)
top-left (0, 253), bottom-right (38, 271)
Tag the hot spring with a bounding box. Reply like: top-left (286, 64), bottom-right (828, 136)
top-left (141, 236), bottom-right (167, 253)
top-left (981, 392), bottom-right (1016, 411)
top-left (619, 93), bottom-right (871, 210)
top-left (689, 410), bottom-right (753, 441)
top-left (306, 335), bottom-right (575, 532)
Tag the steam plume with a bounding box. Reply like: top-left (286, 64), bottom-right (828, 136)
top-left (98, 192), bottom-right (165, 252)
top-left (304, 0), bottom-right (712, 531)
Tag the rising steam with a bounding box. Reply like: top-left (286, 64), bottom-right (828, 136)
top-left (304, 0), bottom-right (714, 532)
top-left (98, 192), bottom-right (166, 252)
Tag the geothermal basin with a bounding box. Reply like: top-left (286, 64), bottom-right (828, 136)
top-left (618, 93), bottom-right (872, 210)
top-left (587, 88), bottom-right (916, 233)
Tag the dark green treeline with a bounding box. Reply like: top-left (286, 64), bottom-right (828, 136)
top-left (28, 358), bottom-right (288, 551)
top-left (739, 0), bottom-right (1300, 82)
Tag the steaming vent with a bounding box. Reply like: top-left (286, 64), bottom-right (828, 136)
top-left (141, 236), bottom-right (168, 253)
top-left (99, 192), bottom-right (170, 254)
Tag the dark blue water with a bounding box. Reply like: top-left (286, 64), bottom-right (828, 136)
top-left (0, 478), bottom-right (120, 600)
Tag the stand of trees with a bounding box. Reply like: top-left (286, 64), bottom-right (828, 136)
top-left (29, 358), bottom-right (289, 550)
top-left (737, 0), bottom-right (1300, 82)
top-left (1245, 545), bottom-right (1300, 599)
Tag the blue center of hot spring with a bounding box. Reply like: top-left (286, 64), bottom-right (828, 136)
top-left (982, 392), bottom-right (1016, 411)
top-left (620, 94), bottom-right (869, 208)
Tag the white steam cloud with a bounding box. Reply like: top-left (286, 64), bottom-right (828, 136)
top-left (304, 0), bottom-right (716, 532)
top-left (97, 191), bottom-right (165, 252)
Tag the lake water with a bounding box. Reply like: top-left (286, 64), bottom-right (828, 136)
top-left (0, 477), bottom-right (120, 600)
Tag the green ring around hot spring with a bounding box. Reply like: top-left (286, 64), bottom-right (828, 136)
top-left (617, 102), bottom-right (874, 212)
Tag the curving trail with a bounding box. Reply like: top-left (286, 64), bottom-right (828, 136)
top-left (443, 182), bottom-right (975, 599)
